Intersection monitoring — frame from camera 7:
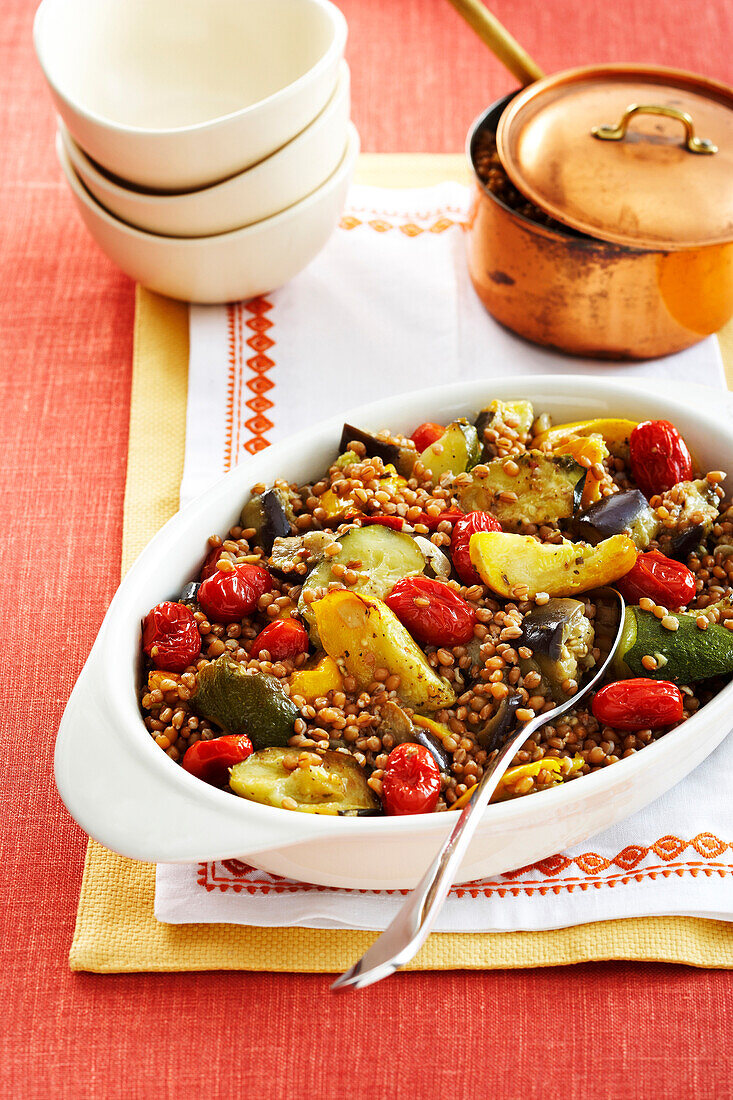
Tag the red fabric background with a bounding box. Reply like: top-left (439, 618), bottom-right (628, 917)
top-left (2, 0), bottom-right (732, 1096)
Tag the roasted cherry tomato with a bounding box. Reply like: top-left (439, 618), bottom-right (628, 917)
top-left (142, 601), bottom-right (201, 672)
top-left (410, 510), bottom-right (465, 530)
top-left (200, 543), bottom-right (224, 581)
top-left (361, 515), bottom-right (406, 531)
top-left (182, 734), bottom-right (253, 786)
top-left (411, 422), bottom-right (446, 452)
top-left (451, 510), bottom-right (503, 584)
top-left (250, 618), bottom-right (310, 661)
top-left (381, 742), bottom-right (441, 815)
top-left (592, 679), bottom-right (684, 731)
top-left (198, 563), bottom-right (273, 624)
top-left (385, 575), bottom-right (476, 646)
top-left (629, 420), bottom-right (692, 497)
top-left (616, 550), bottom-right (696, 609)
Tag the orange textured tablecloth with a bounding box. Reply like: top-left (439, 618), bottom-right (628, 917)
top-left (2, 0), bottom-right (733, 1095)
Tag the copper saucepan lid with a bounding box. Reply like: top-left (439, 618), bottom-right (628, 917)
top-left (494, 64), bottom-right (733, 251)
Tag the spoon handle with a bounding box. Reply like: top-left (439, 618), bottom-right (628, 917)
top-left (331, 714), bottom-right (541, 991)
top-left (444, 0), bottom-right (545, 86)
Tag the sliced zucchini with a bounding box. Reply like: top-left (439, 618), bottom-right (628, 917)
top-left (469, 531), bottom-right (637, 598)
top-left (312, 590), bottom-right (456, 711)
top-left (230, 747), bottom-right (380, 815)
top-left (519, 598), bottom-right (595, 702)
top-left (299, 524), bottom-right (426, 633)
top-left (339, 424), bottom-right (416, 477)
top-left (241, 487), bottom-right (296, 554)
top-left (475, 399), bottom-right (534, 459)
top-left (570, 489), bottom-right (660, 550)
top-left (614, 604), bottom-right (733, 683)
top-left (269, 532), bottom-right (336, 575)
top-left (458, 451), bottom-right (586, 528)
top-left (419, 419), bottom-right (480, 482)
top-left (192, 655), bottom-right (299, 749)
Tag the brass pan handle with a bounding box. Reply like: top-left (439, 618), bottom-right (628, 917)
top-left (592, 103), bottom-right (718, 155)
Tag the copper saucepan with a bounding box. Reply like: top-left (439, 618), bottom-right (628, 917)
top-left (450, 1), bottom-right (733, 359)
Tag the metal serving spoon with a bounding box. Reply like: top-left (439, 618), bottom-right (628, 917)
top-left (332, 588), bottom-right (625, 991)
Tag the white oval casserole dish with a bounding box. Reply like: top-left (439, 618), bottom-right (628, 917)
top-left (55, 376), bottom-right (733, 888)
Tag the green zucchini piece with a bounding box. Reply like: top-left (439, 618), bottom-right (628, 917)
top-left (613, 606), bottom-right (733, 683)
top-left (192, 656), bottom-right (299, 749)
top-left (419, 419), bottom-right (480, 482)
top-left (299, 524), bottom-right (426, 635)
top-left (229, 747), bottom-right (380, 815)
top-left (475, 400), bottom-right (534, 459)
top-left (458, 451), bottom-right (586, 528)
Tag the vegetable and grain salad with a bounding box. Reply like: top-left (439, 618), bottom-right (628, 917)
top-left (139, 401), bottom-right (733, 817)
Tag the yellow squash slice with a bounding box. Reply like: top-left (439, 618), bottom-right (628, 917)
top-left (312, 590), bottom-right (456, 711)
top-left (469, 531), bottom-right (637, 598)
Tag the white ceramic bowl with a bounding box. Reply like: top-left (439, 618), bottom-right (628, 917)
top-left (34, 0), bottom-right (347, 191)
top-left (55, 377), bottom-right (733, 888)
top-left (56, 124), bottom-right (359, 303)
top-left (58, 62), bottom-right (351, 238)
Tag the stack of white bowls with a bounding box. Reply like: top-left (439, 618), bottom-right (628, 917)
top-left (34, 0), bottom-right (357, 303)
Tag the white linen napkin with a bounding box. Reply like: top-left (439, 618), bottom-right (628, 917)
top-left (156, 183), bottom-right (732, 930)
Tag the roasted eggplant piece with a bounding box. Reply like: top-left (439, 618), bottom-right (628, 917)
top-left (475, 692), bottom-right (522, 751)
top-left (313, 590), bottom-right (456, 710)
top-left (179, 581), bottom-right (201, 605)
top-left (269, 531), bottom-right (336, 576)
top-left (656, 479), bottom-right (721, 557)
top-left (570, 490), bottom-right (660, 550)
top-left (241, 487), bottom-right (296, 554)
top-left (378, 701), bottom-right (451, 773)
top-left (469, 531), bottom-right (637, 598)
top-left (664, 524), bottom-right (707, 561)
top-left (458, 452), bottom-right (586, 528)
top-left (339, 423), bottom-right (416, 477)
top-left (519, 598), bottom-right (595, 702)
top-left (418, 419), bottom-right (480, 481)
top-left (192, 655), bottom-right (300, 749)
top-left (299, 524), bottom-right (426, 634)
top-left (230, 746), bottom-right (380, 815)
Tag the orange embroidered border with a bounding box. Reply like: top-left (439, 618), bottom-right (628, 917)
top-left (196, 834), bottom-right (733, 898)
top-left (340, 214), bottom-right (467, 235)
top-left (222, 298), bottom-right (276, 471)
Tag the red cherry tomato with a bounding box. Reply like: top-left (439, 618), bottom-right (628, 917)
top-left (410, 510), bottom-right (466, 530)
top-left (361, 515), bottom-right (406, 531)
top-left (411, 422), bottom-right (446, 452)
top-left (451, 510), bottom-right (503, 584)
top-left (592, 679), bottom-right (684, 731)
top-left (198, 563), bottom-right (273, 624)
top-left (629, 420), bottom-right (692, 497)
top-left (200, 543), bottom-right (224, 581)
top-left (616, 550), bottom-right (696, 609)
top-left (381, 743), bottom-right (441, 815)
top-left (142, 601), bottom-right (201, 672)
top-left (182, 734), bottom-right (253, 786)
top-left (250, 618), bottom-right (310, 661)
top-left (385, 576), bottom-right (476, 646)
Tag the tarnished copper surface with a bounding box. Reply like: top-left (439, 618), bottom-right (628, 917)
top-left (466, 73), bottom-right (733, 361)
top-left (495, 65), bottom-right (733, 251)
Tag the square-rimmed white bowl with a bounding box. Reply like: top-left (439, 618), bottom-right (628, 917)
top-left (55, 376), bottom-right (733, 888)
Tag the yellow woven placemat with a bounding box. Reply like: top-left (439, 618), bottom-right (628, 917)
top-left (70, 154), bottom-right (733, 972)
